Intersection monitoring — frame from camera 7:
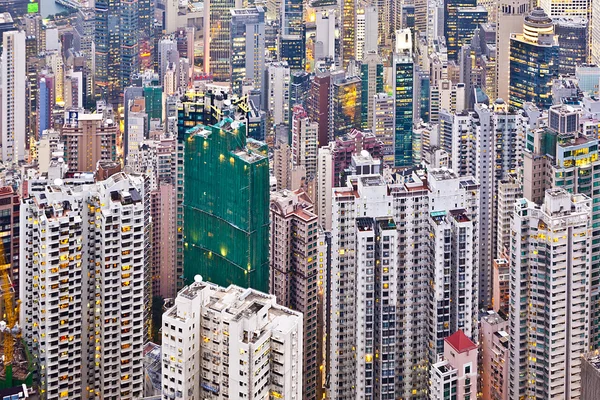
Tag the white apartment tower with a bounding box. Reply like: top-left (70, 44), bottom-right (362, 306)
top-left (20, 173), bottom-right (148, 399)
top-left (266, 62), bottom-right (291, 131)
top-left (327, 165), bottom-right (480, 399)
top-left (291, 105), bottom-right (318, 178)
top-left (508, 189), bottom-right (591, 399)
top-left (1, 30), bottom-right (26, 162)
top-left (162, 279), bottom-right (303, 400)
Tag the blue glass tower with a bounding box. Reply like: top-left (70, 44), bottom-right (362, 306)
top-left (393, 53), bottom-right (414, 167)
top-left (509, 8), bottom-right (559, 110)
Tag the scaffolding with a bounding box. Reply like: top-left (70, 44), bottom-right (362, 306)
top-left (183, 118), bottom-right (270, 292)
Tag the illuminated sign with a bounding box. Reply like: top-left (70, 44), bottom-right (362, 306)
top-left (27, 2), bottom-right (39, 12)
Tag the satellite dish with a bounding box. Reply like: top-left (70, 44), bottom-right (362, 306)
top-left (194, 275), bottom-right (203, 283)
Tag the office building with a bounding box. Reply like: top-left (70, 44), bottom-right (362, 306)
top-left (508, 189), bottom-right (591, 399)
top-left (554, 17), bottom-right (588, 76)
top-left (20, 173), bottom-right (148, 399)
top-left (183, 119), bottom-right (270, 292)
top-left (576, 64), bottom-right (600, 95)
top-left (61, 109), bottom-right (117, 172)
top-left (480, 312), bottom-right (509, 400)
top-left (341, 0), bottom-right (356, 67)
top-left (539, 0), bottom-right (588, 18)
top-left (456, 6), bottom-right (488, 50)
top-left (307, 70), bottom-right (331, 146)
top-left (280, 0), bottom-right (304, 69)
top-left (162, 279), bottom-right (303, 400)
top-left (38, 73), bottom-right (55, 140)
top-left (331, 75), bottom-right (362, 139)
top-left (270, 189), bottom-right (321, 399)
top-left (444, 0), bottom-right (477, 60)
top-left (594, 0), bottom-right (600, 65)
top-left (430, 331), bottom-right (478, 400)
top-left (204, 0), bottom-right (236, 80)
top-left (355, 5), bottom-right (377, 60)
top-left (95, 0), bottom-right (139, 104)
top-left (509, 8), bottom-right (559, 109)
top-left (230, 6), bottom-right (265, 95)
top-left (1, 30), bottom-right (26, 162)
top-left (393, 29), bottom-right (414, 167)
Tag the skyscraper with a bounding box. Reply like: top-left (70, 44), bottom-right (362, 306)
top-left (496, 0), bottom-right (530, 102)
top-left (554, 17), bottom-right (588, 76)
top-left (1, 30), bottom-right (26, 162)
top-left (230, 6), bottom-right (265, 94)
top-left (20, 173), bottom-right (148, 399)
top-left (341, 0), bottom-right (356, 67)
top-left (509, 8), bottom-right (559, 110)
top-left (270, 189), bottom-right (321, 400)
top-left (280, 0), bottom-right (304, 70)
top-left (291, 105), bottom-right (318, 178)
top-left (539, 0), bottom-right (588, 18)
top-left (204, 0), bottom-right (236, 80)
top-left (444, 0), bottom-right (477, 60)
top-left (331, 75), bottom-right (362, 139)
top-left (508, 189), bottom-right (591, 399)
top-left (95, 0), bottom-right (139, 104)
top-left (393, 30), bottom-right (414, 167)
top-left (183, 118), bottom-right (270, 292)
top-left (360, 51), bottom-right (383, 130)
top-left (372, 93), bottom-right (395, 166)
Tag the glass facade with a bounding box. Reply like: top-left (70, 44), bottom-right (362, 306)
top-left (394, 55), bottom-right (414, 167)
top-left (360, 59), bottom-right (383, 130)
top-left (555, 19), bottom-right (587, 76)
top-left (209, 0), bottom-right (236, 81)
top-left (183, 119), bottom-right (270, 293)
top-left (444, 0), bottom-right (477, 60)
top-left (509, 37), bottom-right (559, 110)
top-left (332, 76), bottom-right (362, 138)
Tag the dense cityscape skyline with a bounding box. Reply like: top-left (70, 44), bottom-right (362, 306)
top-left (0, 0), bottom-right (598, 399)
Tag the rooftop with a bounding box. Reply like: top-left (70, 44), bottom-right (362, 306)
top-left (445, 330), bottom-right (477, 353)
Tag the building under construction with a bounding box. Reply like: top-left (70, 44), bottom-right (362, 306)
top-left (183, 118), bottom-right (270, 292)
top-left (0, 338), bottom-right (33, 390)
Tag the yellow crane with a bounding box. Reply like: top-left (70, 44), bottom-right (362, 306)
top-left (0, 240), bottom-right (20, 366)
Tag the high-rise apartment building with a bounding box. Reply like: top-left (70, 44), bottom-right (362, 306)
top-left (360, 51), bottom-right (383, 130)
top-left (1, 30), bottom-right (26, 162)
top-left (307, 70), bottom-right (331, 147)
top-left (183, 118), bottom-right (270, 292)
top-left (162, 279), bottom-right (303, 400)
top-left (593, 1), bottom-right (600, 65)
top-left (393, 29), bottom-right (414, 167)
top-left (327, 166), bottom-right (479, 399)
top-left (508, 189), bottom-right (591, 399)
top-left (266, 62), bottom-right (291, 134)
top-left (509, 8), bottom-right (559, 110)
top-left (480, 311), bottom-right (509, 400)
top-left (372, 93), bottom-right (395, 166)
top-left (61, 109), bottom-right (117, 172)
top-left (20, 173), bottom-right (148, 399)
top-left (270, 189), bottom-right (321, 399)
top-left (291, 105), bottom-right (318, 178)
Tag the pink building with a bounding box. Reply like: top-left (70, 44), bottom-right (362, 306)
top-left (480, 311), bottom-right (509, 400)
top-left (430, 330), bottom-right (478, 400)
